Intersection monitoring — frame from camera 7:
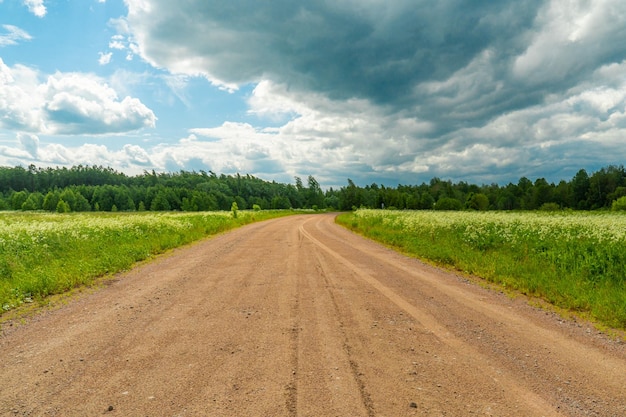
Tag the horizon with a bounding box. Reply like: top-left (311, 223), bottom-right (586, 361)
top-left (2, 162), bottom-right (621, 190)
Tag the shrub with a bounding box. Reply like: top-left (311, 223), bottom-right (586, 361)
top-left (231, 201), bottom-right (239, 218)
top-left (611, 196), bottom-right (626, 211)
top-left (434, 197), bottom-right (463, 211)
top-left (540, 202), bottom-right (561, 211)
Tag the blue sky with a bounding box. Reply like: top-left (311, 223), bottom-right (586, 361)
top-left (1, 0), bottom-right (625, 188)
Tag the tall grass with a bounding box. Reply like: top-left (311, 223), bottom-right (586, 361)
top-left (0, 210), bottom-right (293, 313)
top-left (337, 209), bottom-right (626, 330)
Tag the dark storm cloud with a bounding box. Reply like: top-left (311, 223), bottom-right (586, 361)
top-left (121, 0), bottom-right (626, 185)
top-left (125, 0), bottom-right (626, 131)
top-left (126, 1), bottom-right (541, 103)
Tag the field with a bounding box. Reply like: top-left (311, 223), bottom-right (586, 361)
top-left (337, 209), bottom-right (626, 330)
top-left (0, 210), bottom-right (294, 313)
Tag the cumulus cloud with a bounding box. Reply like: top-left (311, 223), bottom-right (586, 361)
top-left (24, 0), bottom-right (46, 17)
top-left (0, 58), bottom-right (156, 135)
top-left (98, 52), bottom-right (113, 65)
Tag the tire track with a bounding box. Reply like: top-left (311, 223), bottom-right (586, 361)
top-left (310, 246), bottom-right (376, 417)
top-left (284, 225), bottom-right (301, 417)
top-left (310, 214), bottom-right (626, 415)
top-left (299, 217), bottom-right (565, 417)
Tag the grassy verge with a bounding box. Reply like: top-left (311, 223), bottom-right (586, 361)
top-left (0, 210), bottom-right (296, 314)
top-left (337, 209), bottom-right (626, 330)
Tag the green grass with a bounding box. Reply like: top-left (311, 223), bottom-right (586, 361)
top-left (337, 209), bottom-right (626, 330)
top-left (0, 210), bottom-right (295, 314)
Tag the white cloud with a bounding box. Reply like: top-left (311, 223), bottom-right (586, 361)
top-left (0, 25), bottom-right (32, 47)
top-left (173, 81), bottom-right (434, 184)
top-left (0, 58), bottom-right (45, 132)
top-left (107, 19), bottom-right (141, 62)
top-left (98, 52), bottom-right (113, 65)
top-left (23, 0), bottom-right (46, 17)
top-left (17, 132), bottom-right (39, 157)
top-left (513, 0), bottom-right (626, 85)
top-left (109, 40), bottom-right (125, 50)
top-left (0, 59), bottom-right (156, 135)
top-left (123, 144), bottom-right (151, 165)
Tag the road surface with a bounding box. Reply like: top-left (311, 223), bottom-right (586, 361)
top-left (1, 214), bottom-right (625, 416)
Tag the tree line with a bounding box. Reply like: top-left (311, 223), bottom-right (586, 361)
top-left (0, 165), bottom-right (325, 212)
top-left (337, 165), bottom-right (626, 211)
top-left (0, 164), bottom-right (624, 212)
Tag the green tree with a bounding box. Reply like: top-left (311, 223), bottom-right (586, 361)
top-left (466, 193), bottom-right (489, 211)
top-left (419, 192), bottom-right (435, 209)
top-left (56, 199), bottom-right (70, 213)
top-left (612, 196), bottom-right (626, 211)
top-left (10, 190), bottom-right (28, 210)
top-left (150, 192), bottom-right (171, 211)
top-left (113, 186), bottom-right (136, 211)
top-left (531, 178), bottom-right (554, 209)
top-left (271, 195), bottom-right (291, 209)
top-left (434, 197), bottom-right (462, 210)
top-left (72, 192), bottom-right (91, 211)
top-left (42, 191), bottom-right (60, 211)
top-left (21, 192), bottom-right (43, 211)
top-left (59, 189), bottom-right (78, 211)
top-left (306, 175), bottom-right (324, 208)
top-left (91, 185), bottom-right (116, 211)
top-left (181, 197), bottom-right (198, 212)
top-left (571, 169), bottom-right (590, 209)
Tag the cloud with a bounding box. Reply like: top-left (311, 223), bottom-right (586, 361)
top-left (17, 132), bottom-right (39, 157)
top-left (106, 18), bottom-right (140, 61)
top-left (116, 0), bottom-right (626, 184)
top-left (24, 0), bottom-right (46, 17)
top-left (109, 39), bottom-right (125, 50)
top-left (0, 59), bottom-right (44, 132)
top-left (513, 0), bottom-right (626, 87)
top-left (0, 58), bottom-right (156, 135)
top-left (123, 1), bottom-right (545, 105)
top-left (2, 0), bottom-right (625, 187)
top-left (0, 25), bottom-right (32, 47)
top-left (98, 52), bottom-right (113, 65)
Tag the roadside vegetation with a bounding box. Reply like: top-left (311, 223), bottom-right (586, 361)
top-left (0, 210), bottom-right (293, 314)
top-left (337, 209), bottom-right (626, 330)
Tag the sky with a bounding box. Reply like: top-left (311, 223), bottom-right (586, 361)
top-left (0, 0), bottom-right (625, 188)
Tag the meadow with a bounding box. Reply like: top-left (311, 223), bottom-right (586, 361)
top-left (0, 210), bottom-right (293, 314)
top-left (337, 209), bottom-right (626, 330)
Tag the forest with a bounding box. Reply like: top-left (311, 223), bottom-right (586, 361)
top-left (0, 164), bottom-right (625, 212)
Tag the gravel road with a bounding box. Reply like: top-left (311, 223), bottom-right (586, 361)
top-left (1, 214), bottom-right (625, 416)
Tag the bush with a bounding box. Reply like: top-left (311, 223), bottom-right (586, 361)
top-left (612, 196), bottom-right (626, 211)
top-left (466, 193), bottom-right (489, 211)
top-left (434, 197), bottom-right (463, 211)
top-left (231, 201), bottom-right (239, 218)
top-left (540, 202), bottom-right (561, 211)
top-left (56, 200), bottom-right (70, 213)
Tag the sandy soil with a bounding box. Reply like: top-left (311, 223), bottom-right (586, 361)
top-left (1, 213), bottom-right (624, 416)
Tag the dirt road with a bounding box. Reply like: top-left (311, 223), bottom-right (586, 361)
top-left (1, 214), bottom-right (625, 416)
